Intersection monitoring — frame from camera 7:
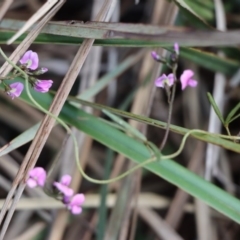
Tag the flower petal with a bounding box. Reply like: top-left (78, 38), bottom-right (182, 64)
top-left (181, 70), bottom-right (194, 81)
top-left (19, 50), bottom-right (33, 64)
top-left (188, 79), bottom-right (198, 88)
top-left (19, 50), bottom-right (39, 70)
top-left (63, 196), bottom-right (71, 204)
top-left (60, 175), bottom-right (72, 186)
top-left (34, 80), bottom-right (53, 93)
top-left (174, 42), bottom-right (179, 55)
top-left (28, 167), bottom-right (46, 187)
top-left (37, 176), bottom-right (46, 187)
top-left (155, 74), bottom-right (167, 88)
top-left (180, 70), bottom-right (195, 90)
top-left (167, 73), bottom-right (175, 86)
top-left (71, 206), bottom-right (82, 215)
top-left (29, 167), bottom-right (46, 178)
top-left (26, 178), bottom-right (37, 188)
top-left (151, 51), bottom-right (160, 61)
top-left (8, 82), bottom-right (24, 99)
top-left (53, 182), bottom-right (74, 197)
top-left (70, 194), bottom-right (85, 205)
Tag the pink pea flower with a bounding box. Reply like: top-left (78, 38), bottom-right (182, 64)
top-left (174, 42), bottom-right (179, 55)
top-left (155, 73), bottom-right (175, 88)
top-left (19, 50), bottom-right (39, 70)
top-left (67, 194), bottom-right (85, 215)
top-left (180, 70), bottom-right (198, 90)
top-left (53, 175), bottom-right (74, 197)
top-left (27, 167), bottom-right (46, 188)
top-left (34, 80), bottom-right (53, 93)
top-left (7, 82), bottom-right (24, 99)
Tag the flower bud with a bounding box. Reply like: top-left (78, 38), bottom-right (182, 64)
top-left (174, 43), bottom-right (179, 55)
top-left (32, 67), bottom-right (48, 75)
top-left (151, 51), bottom-right (166, 63)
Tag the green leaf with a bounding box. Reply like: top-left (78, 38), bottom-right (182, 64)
top-left (207, 92), bottom-right (225, 125)
top-left (225, 102), bottom-right (240, 125)
top-left (0, 123), bottom-right (40, 157)
top-left (173, 0), bottom-right (212, 28)
top-left (2, 89), bottom-right (240, 223)
top-left (180, 48), bottom-right (240, 75)
top-left (183, 0), bottom-right (214, 21)
top-left (227, 113), bottom-right (240, 124)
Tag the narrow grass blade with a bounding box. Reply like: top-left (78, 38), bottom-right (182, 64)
top-left (3, 90), bottom-right (240, 223)
top-left (225, 102), bottom-right (240, 125)
top-left (207, 92), bottom-right (225, 124)
top-left (173, 0), bottom-right (212, 28)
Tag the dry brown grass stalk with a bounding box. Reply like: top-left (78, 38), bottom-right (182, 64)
top-left (0, 0), bottom-right (117, 239)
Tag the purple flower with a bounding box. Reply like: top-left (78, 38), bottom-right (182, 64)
top-left (174, 42), bottom-right (179, 55)
top-left (7, 82), bottom-right (24, 99)
top-left (34, 80), bottom-right (53, 93)
top-left (26, 167), bottom-right (46, 188)
top-left (180, 70), bottom-right (198, 90)
top-left (155, 73), bottom-right (175, 88)
top-left (53, 175), bottom-right (74, 197)
top-left (67, 194), bottom-right (85, 215)
top-left (19, 50), bottom-right (39, 70)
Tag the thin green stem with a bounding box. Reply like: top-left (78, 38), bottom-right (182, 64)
top-left (159, 81), bottom-right (177, 151)
top-left (225, 126), bottom-right (231, 137)
top-left (164, 129), bottom-right (206, 159)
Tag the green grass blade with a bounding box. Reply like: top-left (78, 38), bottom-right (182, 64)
top-left (0, 123), bottom-right (40, 157)
top-left (207, 92), bottom-right (225, 124)
top-left (97, 150), bottom-right (113, 240)
top-left (183, 0), bottom-right (214, 21)
top-left (180, 48), bottom-right (240, 75)
top-left (3, 90), bottom-right (240, 223)
top-left (173, 0), bottom-right (212, 28)
top-left (225, 102), bottom-right (240, 125)
top-left (226, 113), bottom-right (240, 125)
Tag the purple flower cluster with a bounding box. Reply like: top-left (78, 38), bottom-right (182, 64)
top-left (27, 167), bottom-right (85, 215)
top-left (155, 70), bottom-right (197, 90)
top-left (152, 43), bottom-right (198, 90)
top-left (7, 50), bottom-right (53, 99)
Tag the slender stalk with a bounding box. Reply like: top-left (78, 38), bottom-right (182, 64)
top-left (0, 73), bottom-right (21, 80)
top-left (159, 82), bottom-right (177, 151)
top-left (225, 126), bottom-right (231, 137)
